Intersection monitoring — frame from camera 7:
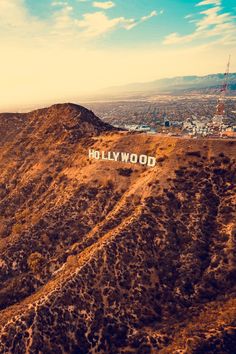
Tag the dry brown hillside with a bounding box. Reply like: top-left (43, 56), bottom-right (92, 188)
top-left (0, 103), bottom-right (235, 354)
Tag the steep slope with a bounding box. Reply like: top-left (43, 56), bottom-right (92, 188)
top-left (0, 104), bottom-right (235, 353)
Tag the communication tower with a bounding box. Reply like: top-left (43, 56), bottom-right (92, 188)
top-left (213, 55), bottom-right (231, 126)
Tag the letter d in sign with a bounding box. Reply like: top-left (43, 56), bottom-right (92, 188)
top-left (139, 155), bottom-right (148, 165)
top-left (147, 157), bottom-right (156, 167)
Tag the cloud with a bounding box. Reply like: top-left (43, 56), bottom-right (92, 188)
top-left (141, 10), bottom-right (157, 22)
top-left (164, 2), bottom-right (236, 45)
top-left (121, 10), bottom-right (158, 30)
top-left (52, 4), bottom-right (74, 31)
top-left (0, 0), bottom-right (46, 42)
top-left (92, 1), bottom-right (115, 9)
top-left (76, 11), bottom-right (134, 36)
top-left (196, 0), bottom-right (221, 6)
top-left (0, 0), bottom-right (31, 27)
top-left (124, 10), bottom-right (159, 30)
top-left (0, 0), bottom-right (159, 42)
top-left (76, 9), bottom-right (159, 36)
top-left (51, 1), bottom-right (69, 6)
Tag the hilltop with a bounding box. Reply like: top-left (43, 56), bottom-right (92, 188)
top-left (0, 103), bottom-right (235, 353)
top-left (0, 103), bottom-right (115, 143)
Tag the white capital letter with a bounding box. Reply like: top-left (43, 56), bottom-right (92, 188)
top-left (94, 151), bottom-right (100, 160)
top-left (102, 151), bottom-right (108, 160)
top-left (113, 152), bottom-right (120, 161)
top-left (89, 149), bottom-right (95, 159)
top-left (130, 154), bottom-right (138, 164)
top-left (139, 155), bottom-right (148, 165)
top-left (147, 157), bottom-right (156, 167)
top-left (121, 152), bottom-right (130, 163)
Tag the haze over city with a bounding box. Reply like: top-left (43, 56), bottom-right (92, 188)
top-left (0, 0), bottom-right (236, 110)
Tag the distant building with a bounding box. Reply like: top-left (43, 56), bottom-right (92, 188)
top-left (171, 121), bottom-right (182, 127)
top-left (212, 114), bottom-right (224, 126)
top-left (164, 120), bottom-right (170, 127)
top-left (124, 124), bottom-right (152, 132)
top-left (136, 125), bottom-right (152, 132)
top-left (124, 124), bottom-right (139, 131)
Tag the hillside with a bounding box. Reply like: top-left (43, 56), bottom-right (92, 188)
top-left (0, 103), bottom-right (235, 353)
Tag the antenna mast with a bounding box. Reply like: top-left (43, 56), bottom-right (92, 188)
top-left (215, 55), bottom-right (231, 116)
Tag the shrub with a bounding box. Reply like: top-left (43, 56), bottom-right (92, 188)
top-left (186, 151), bottom-right (201, 158)
top-left (117, 168), bottom-right (133, 177)
top-left (106, 180), bottom-right (114, 189)
top-left (27, 252), bottom-right (44, 273)
top-left (157, 156), bottom-right (167, 163)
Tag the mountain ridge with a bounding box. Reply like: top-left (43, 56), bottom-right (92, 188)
top-left (0, 103), bottom-right (235, 353)
top-left (100, 73), bottom-right (236, 97)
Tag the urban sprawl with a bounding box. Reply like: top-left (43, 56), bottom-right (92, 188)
top-left (87, 94), bottom-right (236, 138)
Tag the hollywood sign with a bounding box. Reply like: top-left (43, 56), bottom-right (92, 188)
top-left (88, 149), bottom-right (156, 167)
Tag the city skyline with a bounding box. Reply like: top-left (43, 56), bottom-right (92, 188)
top-left (0, 0), bottom-right (236, 109)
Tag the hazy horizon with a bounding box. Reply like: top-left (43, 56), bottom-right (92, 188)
top-left (0, 0), bottom-right (235, 110)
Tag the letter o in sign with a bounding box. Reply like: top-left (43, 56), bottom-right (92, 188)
top-left (130, 154), bottom-right (138, 164)
top-left (130, 154), bottom-right (138, 163)
top-left (94, 151), bottom-right (100, 160)
top-left (139, 155), bottom-right (148, 165)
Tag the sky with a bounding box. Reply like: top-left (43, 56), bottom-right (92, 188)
top-left (0, 0), bottom-right (236, 110)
